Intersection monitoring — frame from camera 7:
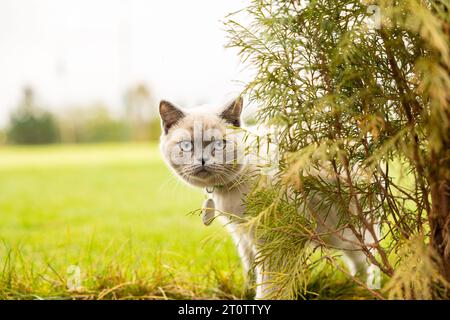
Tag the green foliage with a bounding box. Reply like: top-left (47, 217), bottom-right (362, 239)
top-left (7, 109), bottom-right (60, 145)
top-left (383, 235), bottom-right (449, 299)
top-left (245, 185), bottom-right (313, 298)
top-left (58, 105), bottom-right (161, 144)
top-left (75, 106), bottom-right (131, 143)
top-left (5, 85), bottom-right (161, 145)
top-left (6, 88), bottom-right (60, 145)
top-left (227, 0), bottom-right (450, 299)
top-left (0, 128), bottom-right (7, 145)
top-left (148, 118), bottom-right (162, 142)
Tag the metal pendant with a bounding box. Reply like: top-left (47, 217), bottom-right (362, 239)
top-left (202, 189), bottom-right (216, 226)
top-left (202, 198), bottom-right (215, 226)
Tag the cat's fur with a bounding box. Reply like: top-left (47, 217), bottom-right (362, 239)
top-left (159, 97), bottom-right (376, 299)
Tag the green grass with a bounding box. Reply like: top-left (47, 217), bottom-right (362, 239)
top-left (0, 143), bottom-right (392, 300)
top-left (0, 143), bottom-right (244, 299)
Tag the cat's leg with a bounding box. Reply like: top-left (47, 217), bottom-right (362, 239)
top-left (342, 249), bottom-right (380, 289)
top-left (341, 249), bottom-right (369, 279)
top-left (340, 225), bottom-right (381, 288)
top-left (234, 233), bottom-right (254, 276)
top-left (253, 244), bottom-right (280, 299)
top-left (221, 218), bottom-right (255, 280)
top-left (332, 229), bottom-right (381, 288)
top-left (325, 227), bottom-right (376, 286)
top-left (233, 232), bottom-right (258, 298)
top-left (234, 230), bottom-right (278, 299)
top-left (254, 264), bottom-right (265, 299)
top-left (254, 261), bottom-right (273, 299)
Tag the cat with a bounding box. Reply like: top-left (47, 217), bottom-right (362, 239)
top-left (159, 97), bottom-right (377, 299)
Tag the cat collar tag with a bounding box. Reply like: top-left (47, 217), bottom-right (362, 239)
top-left (202, 187), bottom-right (215, 226)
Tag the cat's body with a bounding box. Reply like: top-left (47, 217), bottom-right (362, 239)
top-left (159, 98), bottom-right (376, 299)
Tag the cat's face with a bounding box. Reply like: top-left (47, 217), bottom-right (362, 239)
top-left (159, 98), bottom-right (245, 188)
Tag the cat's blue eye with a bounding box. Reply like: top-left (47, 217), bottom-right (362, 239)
top-left (179, 141), bottom-right (193, 152)
top-left (212, 140), bottom-right (226, 150)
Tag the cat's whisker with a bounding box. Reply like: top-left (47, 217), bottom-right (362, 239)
top-left (215, 168), bottom-right (246, 194)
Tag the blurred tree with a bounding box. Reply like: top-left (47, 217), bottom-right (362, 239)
top-left (58, 104), bottom-right (130, 143)
top-left (7, 87), bottom-right (60, 144)
top-left (227, 0), bottom-right (449, 299)
top-left (0, 129), bottom-right (6, 145)
top-left (82, 105), bottom-right (130, 142)
top-left (125, 83), bottom-right (159, 141)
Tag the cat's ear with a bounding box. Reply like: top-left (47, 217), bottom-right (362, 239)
top-left (220, 97), bottom-right (243, 127)
top-left (159, 100), bottom-right (185, 134)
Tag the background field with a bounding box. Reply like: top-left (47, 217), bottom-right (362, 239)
top-left (0, 143), bottom-right (244, 299)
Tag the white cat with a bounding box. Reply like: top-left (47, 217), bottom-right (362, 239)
top-left (159, 97), bottom-right (376, 299)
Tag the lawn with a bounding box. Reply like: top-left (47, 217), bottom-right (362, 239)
top-left (0, 143), bottom-right (244, 299)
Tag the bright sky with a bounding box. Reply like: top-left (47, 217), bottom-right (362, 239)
top-left (0, 0), bottom-right (252, 126)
